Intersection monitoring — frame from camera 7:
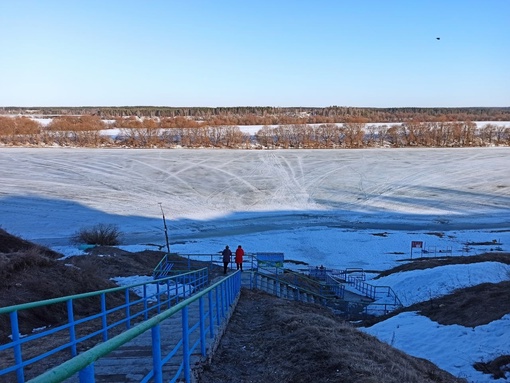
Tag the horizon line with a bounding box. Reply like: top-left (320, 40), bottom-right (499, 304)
top-left (2, 105), bottom-right (510, 110)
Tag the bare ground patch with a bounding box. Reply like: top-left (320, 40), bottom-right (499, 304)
top-left (195, 289), bottom-right (465, 383)
top-left (375, 252), bottom-right (510, 278)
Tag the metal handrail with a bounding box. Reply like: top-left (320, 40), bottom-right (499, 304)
top-left (153, 253), bottom-right (257, 276)
top-left (0, 268), bottom-right (210, 382)
top-left (252, 269), bottom-right (336, 303)
top-left (27, 271), bottom-right (241, 383)
top-left (349, 277), bottom-right (403, 308)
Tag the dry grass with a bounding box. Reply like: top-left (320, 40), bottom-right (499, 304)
top-left (0, 246), bottom-right (123, 343)
top-left (0, 248), bottom-right (54, 283)
top-left (0, 228), bottom-right (61, 258)
top-left (474, 355), bottom-right (510, 380)
top-left (375, 252), bottom-right (510, 278)
top-left (196, 289), bottom-right (465, 383)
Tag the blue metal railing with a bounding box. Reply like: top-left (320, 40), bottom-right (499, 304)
top-left (252, 272), bottom-right (324, 302)
top-left (0, 268), bottom-right (213, 383)
top-left (27, 271), bottom-right (241, 383)
top-left (309, 266), bottom-right (366, 283)
top-left (153, 253), bottom-right (256, 278)
top-left (307, 266), bottom-right (402, 316)
top-left (268, 266), bottom-right (345, 298)
top-left (252, 265), bottom-right (340, 305)
top-left (153, 254), bottom-right (174, 279)
top-left (348, 278), bottom-right (403, 315)
top-left (324, 273), bottom-right (345, 298)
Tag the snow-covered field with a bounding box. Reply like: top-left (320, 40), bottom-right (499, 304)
top-left (0, 147), bottom-right (509, 382)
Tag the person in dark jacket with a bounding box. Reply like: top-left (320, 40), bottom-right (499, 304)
top-left (235, 245), bottom-right (244, 271)
top-left (222, 245), bottom-right (232, 274)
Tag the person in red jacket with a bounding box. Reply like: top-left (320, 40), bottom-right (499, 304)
top-left (235, 245), bottom-right (244, 271)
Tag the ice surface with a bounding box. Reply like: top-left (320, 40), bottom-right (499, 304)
top-left (0, 147), bottom-right (509, 382)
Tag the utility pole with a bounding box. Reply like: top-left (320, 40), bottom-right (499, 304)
top-left (159, 203), bottom-right (171, 255)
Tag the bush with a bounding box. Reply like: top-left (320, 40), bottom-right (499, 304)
top-left (73, 224), bottom-right (122, 246)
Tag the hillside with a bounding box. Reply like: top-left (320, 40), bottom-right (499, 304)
top-left (2, 229), bottom-right (509, 381)
top-left (196, 288), bottom-right (465, 383)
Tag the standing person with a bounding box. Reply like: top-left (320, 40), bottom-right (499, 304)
top-left (222, 245), bottom-right (232, 274)
top-left (235, 245), bottom-right (244, 271)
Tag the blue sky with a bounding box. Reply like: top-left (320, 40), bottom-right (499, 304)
top-left (1, 0), bottom-right (509, 108)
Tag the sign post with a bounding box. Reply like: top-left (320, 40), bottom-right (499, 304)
top-left (256, 252), bottom-right (284, 274)
top-left (411, 241), bottom-right (423, 259)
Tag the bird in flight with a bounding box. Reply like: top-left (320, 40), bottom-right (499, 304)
top-left (436, 37), bottom-right (440, 40)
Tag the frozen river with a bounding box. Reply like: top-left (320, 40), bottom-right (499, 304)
top-left (0, 147), bottom-right (508, 249)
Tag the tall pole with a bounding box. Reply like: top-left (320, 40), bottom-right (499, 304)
top-left (159, 203), bottom-right (171, 255)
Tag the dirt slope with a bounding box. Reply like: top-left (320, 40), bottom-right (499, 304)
top-left (195, 288), bottom-right (466, 383)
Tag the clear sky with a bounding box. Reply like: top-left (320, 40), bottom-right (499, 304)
top-left (1, 0), bottom-right (509, 108)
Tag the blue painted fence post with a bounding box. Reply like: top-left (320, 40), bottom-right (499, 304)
top-left (67, 299), bottom-right (77, 357)
top-left (78, 364), bottom-right (95, 383)
top-left (182, 306), bottom-right (190, 383)
top-left (220, 284), bottom-right (225, 318)
top-left (143, 284), bottom-right (149, 320)
top-left (215, 286), bottom-right (220, 326)
top-left (208, 290), bottom-right (214, 338)
top-left (156, 283), bottom-right (161, 314)
top-left (101, 293), bottom-right (108, 342)
top-left (125, 289), bottom-right (131, 329)
top-left (10, 311), bottom-right (24, 383)
top-left (199, 297), bottom-right (206, 356)
top-left (151, 324), bottom-right (163, 383)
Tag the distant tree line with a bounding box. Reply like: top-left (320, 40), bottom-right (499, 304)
top-left (1, 106), bottom-right (510, 123)
top-left (0, 116), bottom-right (509, 148)
top-left (255, 121), bottom-right (510, 148)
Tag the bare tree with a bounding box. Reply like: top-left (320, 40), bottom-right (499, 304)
top-left (480, 124), bottom-right (496, 146)
top-left (256, 126), bottom-right (277, 148)
top-left (343, 122), bottom-right (365, 148)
